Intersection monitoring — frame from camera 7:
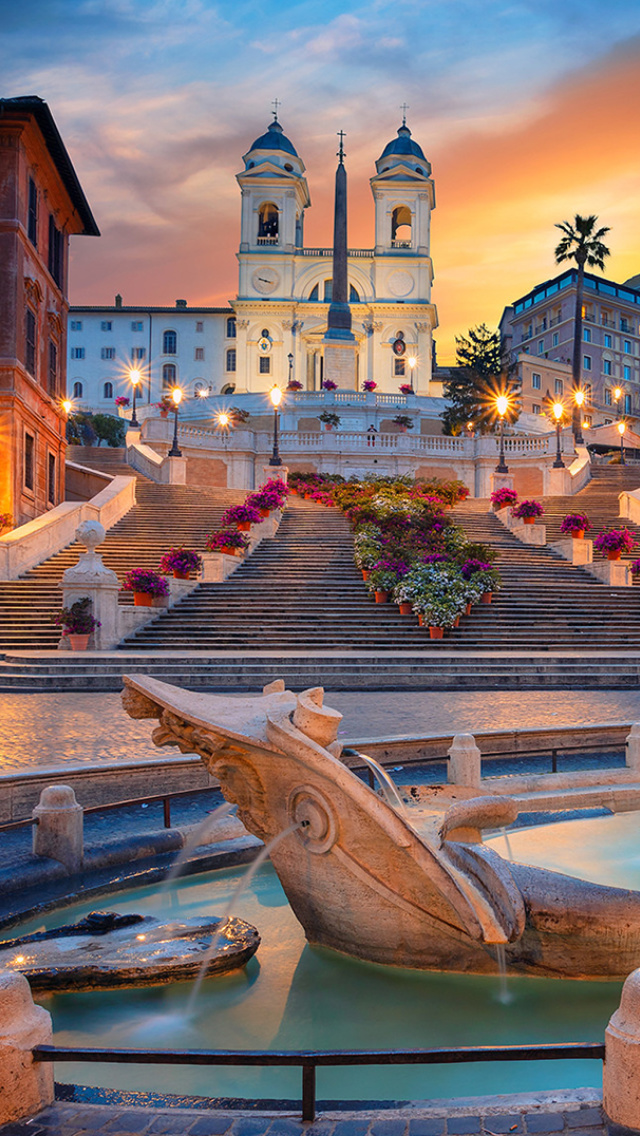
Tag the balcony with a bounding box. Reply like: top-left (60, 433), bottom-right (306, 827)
top-left (549, 316), bottom-right (562, 327)
top-left (257, 236), bottom-right (278, 246)
top-left (391, 239), bottom-right (412, 250)
top-left (601, 317), bottom-right (615, 328)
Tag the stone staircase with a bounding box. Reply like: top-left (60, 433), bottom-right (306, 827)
top-left (66, 446), bottom-right (142, 479)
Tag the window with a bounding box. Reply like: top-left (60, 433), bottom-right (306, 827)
top-left (394, 358), bottom-right (406, 376)
top-left (537, 340), bottom-right (544, 354)
top-left (163, 330), bottom-right (177, 354)
top-left (103, 382), bottom-right (113, 399)
top-left (584, 416), bottom-right (592, 428)
top-left (73, 381), bottom-right (83, 399)
top-left (603, 359), bottom-right (612, 375)
top-left (48, 340), bottom-right (57, 396)
top-left (221, 383), bottom-right (236, 395)
top-left (625, 394), bottom-right (632, 415)
top-left (101, 347), bottom-right (116, 360)
top-left (554, 379), bottom-right (563, 395)
top-left (624, 339), bottom-right (632, 354)
top-left (25, 309), bottom-right (36, 377)
top-left (604, 334), bottom-right (612, 349)
top-left (71, 347), bottom-right (85, 359)
top-left (257, 202), bottom-right (279, 240)
top-left (101, 320), bottom-right (112, 332)
top-left (532, 372), bottom-right (541, 390)
top-left (226, 318), bottom-right (236, 338)
top-left (261, 328), bottom-right (270, 338)
top-left (552, 333), bottom-right (559, 347)
top-left (624, 365), bottom-right (631, 382)
top-left (226, 349), bottom-right (236, 373)
top-left (350, 284), bottom-right (360, 302)
top-left (259, 356), bottom-right (271, 374)
top-left (532, 404), bottom-right (541, 415)
top-left (131, 321), bottom-right (143, 332)
top-left (24, 433), bottom-right (34, 492)
top-left (195, 347), bottom-right (205, 361)
top-left (70, 320), bottom-right (83, 331)
top-left (308, 284), bottom-right (319, 302)
top-left (605, 389), bottom-right (612, 406)
top-left (196, 321), bottom-right (204, 333)
top-left (583, 327), bottom-right (591, 342)
top-left (604, 418), bottom-right (612, 424)
top-left (48, 215), bottom-right (63, 287)
top-left (48, 453), bottom-right (56, 505)
top-left (28, 177), bottom-right (38, 247)
top-left (391, 205), bottom-right (412, 246)
top-left (620, 319), bottom-right (631, 333)
top-left (583, 355), bottom-right (592, 370)
top-left (162, 364), bottom-right (176, 388)
top-left (132, 347), bottom-right (146, 361)
top-left (584, 384), bottom-right (592, 402)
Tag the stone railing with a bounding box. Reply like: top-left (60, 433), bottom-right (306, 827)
top-left (291, 390), bottom-right (411, 408)
top-left (127, 440), bottom-right (186, 484)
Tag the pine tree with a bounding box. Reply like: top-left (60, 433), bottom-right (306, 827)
top-left (441, 324), bottom-right (518, 435)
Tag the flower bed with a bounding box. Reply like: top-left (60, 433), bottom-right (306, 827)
top-left (205, 529), bottom-right (250, 555)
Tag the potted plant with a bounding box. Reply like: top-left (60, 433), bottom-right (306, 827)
top-left (52, 597), bottom-right (101, 651)
top-left (322, 379), bottom-right (338, 391)
top-left (399, 383), bottom-right (414, 395)
top-left (286, 379), bottom-right (303, 391)
top-left (153, 399), bottom-right (172, 419)
top-left (560, 513), bottom-right (591, 540)
top-left (220, 503), bottom-right (262, 531)
top-left (460, 560), bottom-right (501, 603)
top-left (122, 568), bottom-right (170, 606)
top-left (363, 380), bottom-right (377, 392)
top-left (114, 395), bottom-right (130, 408)
top-left (319, 411), bottom-right (341, 432)
top-left (490, 487), bottom-right (518, 510)
top-left (367, 558), bottom-right (409, 604)
top-left (593, 528), bottom-right (635, 561)
top-left (229, 407), bottom-right (251, 426)
top-left (248, 478), bottom-right (289, 517)
top-left (158, 547), bottom-right (203, 579)
top-left (205, 529), bottom-right (250, 556)
top-left (393, 415), bottom-right (414, 433)
top-left (513, 500), bottom-right (544, 525)
top-left (0, 513), bottom-right (14, 535)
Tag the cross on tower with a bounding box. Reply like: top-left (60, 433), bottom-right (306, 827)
top-left (271, 98), bottom-right (281, 121)
top-left (337, 130), bottom-right (346, 164)
top-left (400, 103), bottom-right (409, 126)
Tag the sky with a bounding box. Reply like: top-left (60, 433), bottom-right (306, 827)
top-left (2, 0), bottom-right (640, 363)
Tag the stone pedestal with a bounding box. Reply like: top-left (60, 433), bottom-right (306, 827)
top-left (626, 724), bottom-right (640, 772)
top-left (605, 967), bottom-right (640, 1130)
top-left (202, 552), bottom-right (244, 582)
top-left (510, 520), bottom-right (546, 546)
top-left (323, 340), bottom-right (357, 388)
top-left (585, 559), bottom-right (633, 587)
top-left (59, 520), bottom-right (120, 650)
top-left (260, 465), bottom-right (289, 487)
top-left (447, 733), bottom-right (481, 789)
top-left (489, 472), bottom-right (514, 499)
top-left (167, 456), bottom-right (187, 484)
top-left (0, 974), bottom-right (54, 1123)
top-left (33, 785), bottom-right (83, 872)
top-left (548, 538), bottom-right (593, 565)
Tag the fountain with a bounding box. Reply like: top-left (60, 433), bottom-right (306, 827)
top-left (121, 675), bottom-right (640, 979)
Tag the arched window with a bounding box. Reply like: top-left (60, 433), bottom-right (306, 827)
top-left (221, 382), bottom-right (236, 395)
top-left (226, 349), bottom-right (237, 373)
top-left (391, 205), bottom-right (412, 247)
top-left (163, 330), bottom-right (177, 354)
top-left (350, 284), bottom-right (360, 302)
top-left (194, 381), bottom-right (207, 398)
top-left (72, 381), bottom-right (83, 399)
top-left (103, 381), bottom-right (113, 399)
top-left (226, 317), bottom-right (236, 338)
top-left (323, 279), bottom-right (333, 302)
top-left (308, 284), bottom-right (319, 302)
top-left (162, 363), bottom-right (176, 388)
top-left (258, 202), bottom-right (279, 241)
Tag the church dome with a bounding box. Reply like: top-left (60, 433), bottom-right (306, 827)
top-left (248, 119), bottom-right (298, 157)
top-left (379, 124), bottom-right (426, 162)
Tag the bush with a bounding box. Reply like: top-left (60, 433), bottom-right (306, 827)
top-left (52, 597), bottom-right (100, 636)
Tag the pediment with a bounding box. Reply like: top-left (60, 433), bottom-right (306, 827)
top-left (371, 166), bottom-right (431, 185)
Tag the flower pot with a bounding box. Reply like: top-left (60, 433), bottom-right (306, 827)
top-left (220, 547), bottom-right (237, 557)
top-left (418, 613), bottom-right (425, 626)
top-left (481, 591), bottom-right (493, 604)
top-left (374, 590), bottom-right (389, 604)
top-left (429, 626), bottom-right (444, 639)
top-left (133, 591), bottom-right (153, 606)
top-left (362, 569), bottom-right (371, 582)
top-left (160, 409), bottom-right (169, 419)
top-left (399, 601), bottom-right (413, 615)
top-left (453, 615), bottom-right (460, 628)
top-left (523, 516), bottom-right (535, 525)
top-left (237, 522), bottom-right (252, 532)
top-left (607, 550), bottom-right (622, 560)
top-left (68, 634), bottom-right (90, 651)
top-left (324, 425), bottom-right (333, 432)
top-left (570, 530), bottom-right (585, 540)
top-left (465, 602), bottom-right (472, 615)
top-left (173, 570), bottom-right (190, 579)
top-left (259, 509), bottom-right (270, 519)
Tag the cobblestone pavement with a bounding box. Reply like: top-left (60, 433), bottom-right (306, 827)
top-left (0, 1101), bottom-right (609, 1136)
top-left (1, 690), bottom-right (639, 774)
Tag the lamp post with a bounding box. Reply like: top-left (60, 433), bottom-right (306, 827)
top-left (168, 387), bottom-right (183, 457)
top-left (618, 420), bottom-right (626, 465)
top-left (62, 399), bottom-right (72, 416)
top-left (495, 394), bottom-right (509, 473)
top-left (552, 401), bottom-right (565, 468)
top-left (407, 356), bottom-right (417, 391)
top-left (287, 353), bottom-right (294, 388)
top-left (573, 388), bottom-right (585, 445)
top-left (218, 412), bottom-right (230, 430)
top-left (129, 368), bottom-right (141, 428)
top-left (269, 385), bottom-right (283, 466)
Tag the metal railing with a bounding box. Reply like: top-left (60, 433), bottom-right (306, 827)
top-left (0, 784), bottom-right (219, 835)
top-left (32, 1042), bottom-right (605, 1123)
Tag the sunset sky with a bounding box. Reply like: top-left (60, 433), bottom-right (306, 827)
top-left (3, 0), bottom-right (640, 362)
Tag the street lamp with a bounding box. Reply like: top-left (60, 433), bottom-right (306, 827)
top-left (573, 388), bottom-right (585, 446)
top-left (552, 401), bottom-right (565, 468)
top-left (218, 412), bottom-right (230, 430)
top-left (407, 356), bottom-right (417, 390)
top-left (62, 399), bottom-right (72, 415)
top-left (495, 393), bottom-right (509, 473)
top-left (268, 385), bottom-right (283, 467)
top-left (168, 387), bottom-right (183, 457)
top-left (287, 353), bottom-right (294, 388)
top-left (129, 368), bottom-right (141, 428)
top-left (618, 420), bottom-right (626, 465)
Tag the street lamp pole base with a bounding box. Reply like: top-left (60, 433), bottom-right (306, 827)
top-left (495, 462), bottom-right (509, 474)
top-left (268, 457), bottom-right (283, 467)
top-left (553, 459), bottom-right (566, 469)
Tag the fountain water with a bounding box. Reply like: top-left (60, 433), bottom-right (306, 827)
top-left (152, 801), bottom-right (236, 924)
top-left (358, 753), bottom-right (407, 814)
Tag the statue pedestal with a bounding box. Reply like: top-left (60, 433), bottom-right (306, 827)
top-left (323, 340), bottom-right (357, 388)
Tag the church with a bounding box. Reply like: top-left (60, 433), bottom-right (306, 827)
top-left (67, 114), bottom-right (441, 412)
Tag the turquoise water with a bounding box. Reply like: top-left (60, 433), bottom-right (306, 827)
top-left (20, 806), bottom-right (638, 1104)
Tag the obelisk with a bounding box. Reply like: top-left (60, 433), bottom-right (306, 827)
top-left (323, 131), bottom-right (357, 388)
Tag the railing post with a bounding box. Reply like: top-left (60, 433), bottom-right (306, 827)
top-left (551, 749), bottom-right (558, 774)
top-left (302, 1062), bottom-right (316, 1122)
top-left (163, 797), bottom-right (171, 828)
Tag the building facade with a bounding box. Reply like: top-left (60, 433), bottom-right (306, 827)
top-left (67, 116), bottom-right (440, 412)
top-left (0, 96), bottom-right (98, 525)
top-left (500, 270), bottom-right (640, 427)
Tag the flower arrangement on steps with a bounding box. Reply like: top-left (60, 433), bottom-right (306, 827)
top-left (560, 513), bottom-right (591, 540)
top-left (363, 380), bottom-right (377, 392)
top-left (52, 597), bottom-right (101, 651)
top-left (512, 499), bottom-right (544, 525)
top-left (158, 547), bottom-right (203, 579)
top-left (205, 529), bottom-right (250, 557)
top-left (366, 558), bottom-right (409, 604)
top-left (246, 478), bottom-right (289, 517)
top-left (593, 528), bottom-right (635, 561)
top-left (122, 568), bottom-right (169, 607)
top-left (490, 487), bottom-right (518, 510)
top-left (220, 503), bottom-right (262, 531)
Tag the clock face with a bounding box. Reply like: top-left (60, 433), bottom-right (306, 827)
top-left (252, 267), bottom-right (280, 295)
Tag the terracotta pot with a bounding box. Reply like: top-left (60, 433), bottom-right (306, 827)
top-left (133, 592), bottom-right (154, 606)
top-left (607, 550), bottom-right (622, 561)
top-left (481, 591), bottom-right (493, 604)
top-left (173, 570), bottom-right (190, 579)
top-left (362, 569), bottom-right (371, 582)
top-left (68, 634), bottom-right (90, 651)
top-left (465, 602), bottom-right (472, 615)
top-left (237, 521), bottom-right (252, 532)
top-left (259, 509), bottom-right (270, 519)
top-left (453, 615), bottom-right (460, 628)
top-left (160, 409), bottom-right (169, 419)
top-left (429, 626), bottom-right (444, 639)
top-left (418, 613), bottom-right (425, 626)
top-left (570, 530), bottom-right (586, 540)
top-left (399, 601), bottom-right (413, 615)
top-left (220, 547), bottom-right (237, 557)
top-left (374, 590), bottom-right (389, 604)
top-left (523, 516), bottom-right (535, 525)
top-left (324, 424), bottom-right (333, 431)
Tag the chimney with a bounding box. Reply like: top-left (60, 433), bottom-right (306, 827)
top-left (115, 294), bottom-right (122, 308)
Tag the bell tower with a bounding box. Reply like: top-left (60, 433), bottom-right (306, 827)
top-left (237, 115), bottom-right (310, 260)
top-left (370, 117), bottom-right (435, 258)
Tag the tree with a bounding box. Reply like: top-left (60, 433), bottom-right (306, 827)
top-left (554, 214), bottom-right (610, 437)
top-left (93, 413), bottom-right (126, 448)
top-left (441, 324), bottom-right (518, 436)
top-left (65, 412), bottom-right (96, 446)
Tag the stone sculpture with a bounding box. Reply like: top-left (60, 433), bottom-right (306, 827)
top-left (122, 675), bottom-right (640, 978)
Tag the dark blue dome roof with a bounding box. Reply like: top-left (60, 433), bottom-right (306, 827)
top-left (379, 124), bottom-right (426, 161)
top-left (248, 120), bottom-right (298, 157)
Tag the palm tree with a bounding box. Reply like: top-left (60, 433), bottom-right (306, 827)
top-left (554, 214), bottom-right (611, 439)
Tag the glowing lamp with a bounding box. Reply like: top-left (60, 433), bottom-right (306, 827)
top-left (552, 402), bottom-right (564, 421)
top-left (62, 400), bottom-right (72, 414)
top-left (618, 421), bottom-right (626, 436)
top-left (614, 388), bottom-right (623, 401)
top-left (269, 385), bottom-right (283, 408)
top-left (171, 387), bottom-right (183, 406)
top-left (129, 368), bottom-right (141, 386)
top-left (218, 413), bottom-right (230, 428)
top-left (496, 395), bottom-right (509, 417)
top-left (574, 389), bottom-right (585, 407)
top-left (408, 356), bottom-right (417, 369)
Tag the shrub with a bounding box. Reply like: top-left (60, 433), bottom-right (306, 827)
top-left (52, 597), bottom-right (100, 636)
top-left (319, 411), bottom-right (341, 427)
top-left (393, 415), bottom-right (414, 429)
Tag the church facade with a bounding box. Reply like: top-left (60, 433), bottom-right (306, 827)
top-left (67, 116), bottom-right (439, 412)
